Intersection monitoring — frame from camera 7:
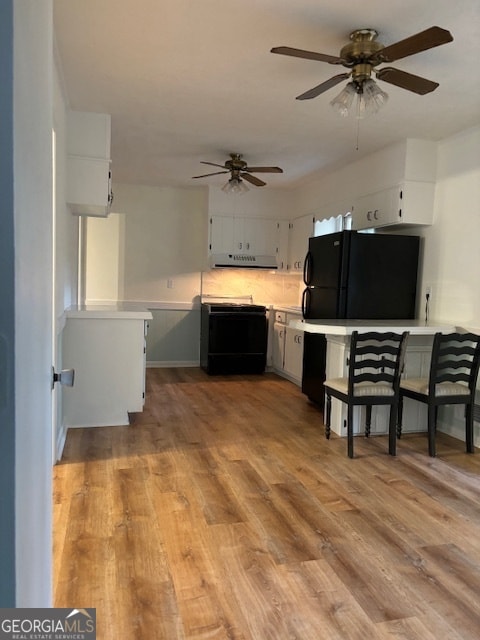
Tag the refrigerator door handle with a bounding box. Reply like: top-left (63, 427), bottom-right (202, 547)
top-left (303, 251), bottom-right (313, 285)
top-left (301, 287), bottom-right (310, 319)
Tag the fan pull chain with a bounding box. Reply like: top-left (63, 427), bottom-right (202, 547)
top-left (355, 117), bottom-right (360, 152)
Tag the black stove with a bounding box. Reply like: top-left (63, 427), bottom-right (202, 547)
top-left (200, 302), bottom-right (267, 374)
top-left (204, 302), bottom-right (266, 314)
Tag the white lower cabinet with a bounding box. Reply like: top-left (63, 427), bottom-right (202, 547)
top-left (62, 313), bottom-right (151, 428)
top-left (283, 327), bottom-right (304, 383)
top-left (325, 334), bottom-right (432, 437)
top-left (270, 311), bottom-right (303, 385)
top-left (272, 322), bottom-right (286, 372)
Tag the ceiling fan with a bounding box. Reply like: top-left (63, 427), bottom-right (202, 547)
top-left (271, 26), bottom-right (453, 105)
top-left (192, 153), bottom-right (283, 188)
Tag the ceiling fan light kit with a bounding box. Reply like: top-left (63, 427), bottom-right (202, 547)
top-left (192, 153), bottom-right (283, 192)
top-left (332, 77), bottom-right (389, 119)
top-left (222, 176), bottom-right (249, 195)
top-left (271, 25), bottom-right (453, 117)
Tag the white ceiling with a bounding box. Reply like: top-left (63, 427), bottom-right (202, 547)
top-left (53, 0), bottom-right (480, 190)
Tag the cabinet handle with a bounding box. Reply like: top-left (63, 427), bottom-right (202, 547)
top-left (374, 209), bottom-right (379, 220)
top-left (367, 211), bottom-right (372, 221)
top-left (238, 242), bottom-right (242, 250)
top-left (246, 242), bottom-right (250, 250)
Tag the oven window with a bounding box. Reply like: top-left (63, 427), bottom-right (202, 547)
top-left (208, 314), bottom-right (267, 354)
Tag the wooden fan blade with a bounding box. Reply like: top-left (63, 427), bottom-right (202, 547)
top-left (378, 26), bottom-right (453, 63)
top-left (192, 171), bottom-right (229, 179)
top-left (271, 46), bottom-right (342, 65)
top-left (200, 161), bottom-right (227, 169)
top-left (376, 67), bottom-right (439, 95)
top-left (245, 166), bottom-right (283, 173)
top-left (296, 73), bottom-right (350, 100)
top-left (241, 173), bottom-right (266, 187)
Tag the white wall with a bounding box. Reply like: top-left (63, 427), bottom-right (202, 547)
top-left (85, 213), bottom-right (124, 303)
top-left (419, 126), bottom-right (480, 331)
top-left (93, 183), bottom-right (209, 304)
top-left (14, 0), bottom-right (53, 606)
top-left (208, 183), bottom-right (295, 219)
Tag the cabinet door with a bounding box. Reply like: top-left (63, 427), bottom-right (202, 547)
top-left (275, 220), bottom-right (289, 270)
top-left (288, 214), bottom-right (314, 272)
top-left (67, 156), bottom-right (112, 217)
top-left (272, 323), bottom-right (286, 370)
top-left (354, 189), bottom-right (394, 229)
top-left (284, 327), bottom-right (304, 381)
top-left (242, 218), bottom-right (278, 256)
top-left (209, 216), bottom-right (235, 254)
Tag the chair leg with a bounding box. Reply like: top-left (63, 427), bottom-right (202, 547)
top-left (365, 405), bottom-right (372, 438)
top-left (465, 404), bottom-right (474, 453)
top-left (388, 404), bottom-right (397, 456)
top-left (347, 405), bottom-right (354, 459)
top-left (427, 404), bottom-right (436, 457)
top-left (397, 394), bottom-right (403, 439)
top-left (325, 394), bottom-right (332, 440)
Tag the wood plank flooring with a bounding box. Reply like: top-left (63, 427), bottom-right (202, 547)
top-left (53, 367), bottom-right (480, 639)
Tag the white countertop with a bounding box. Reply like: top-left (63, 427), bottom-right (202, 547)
top-left (289, 318), bottom-right (457, 336)
top-left (65, 304), bottom-right (153, 320)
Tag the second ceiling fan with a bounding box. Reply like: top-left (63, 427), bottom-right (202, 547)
top-left (192, 153), bottom-right (283, 188)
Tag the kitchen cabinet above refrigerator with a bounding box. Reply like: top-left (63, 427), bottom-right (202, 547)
top-left (353, 181), bottom-right (435, 230)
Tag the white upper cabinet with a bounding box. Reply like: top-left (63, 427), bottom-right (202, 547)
top-left (354, 181), bottom-right (436, 230)
top-left (67, 111), bottom-right (113, 217)
top-left (287, 214), bottom-right (314, 273)
top-left (352, 139), bottom-right (437, 230)
top-left (209, 215), bottom-right (281, 262)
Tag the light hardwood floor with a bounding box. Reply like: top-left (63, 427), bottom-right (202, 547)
top-left (54, 368), bottom-right (480, 639)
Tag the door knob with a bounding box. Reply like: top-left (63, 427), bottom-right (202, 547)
top-left (52, 367), bottom-right (75, 389)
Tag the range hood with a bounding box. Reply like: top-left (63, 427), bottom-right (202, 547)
top-left (210, 253), bottom-right (278, 269)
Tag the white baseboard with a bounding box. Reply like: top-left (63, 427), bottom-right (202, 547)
top-left (147, 361), bottom-right (199, 368)
top-left (55, 424), bottom-right (67, 463)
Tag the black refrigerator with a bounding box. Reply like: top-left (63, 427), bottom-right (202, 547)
top-left (301, 230), bottom-right (420, 406)
top-left (302, 230), bottom-right (420, 320)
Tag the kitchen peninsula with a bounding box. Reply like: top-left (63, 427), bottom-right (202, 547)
top-left (290, 318), bottom-right (456, 438)
top-left (62, 305), bottom-right (152, 428)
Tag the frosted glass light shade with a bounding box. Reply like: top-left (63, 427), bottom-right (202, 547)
top-left (331, 79), bottom-right (388, 119)
top-left (330, 82), bottom-right (356, 117)
top-left (222, 177), bottom-right (249, 194)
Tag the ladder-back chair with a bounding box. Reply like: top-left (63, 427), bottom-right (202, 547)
top-left (398, 332), bottom-right (480, 457)
top-left (324, 331), bottom-right (409, 458)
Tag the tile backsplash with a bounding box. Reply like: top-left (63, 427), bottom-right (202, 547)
top-left (201, 269), bottom-right (302, 307)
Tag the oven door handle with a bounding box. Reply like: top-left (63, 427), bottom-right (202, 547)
top-left (209, 312), bottom-right (266, 317)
